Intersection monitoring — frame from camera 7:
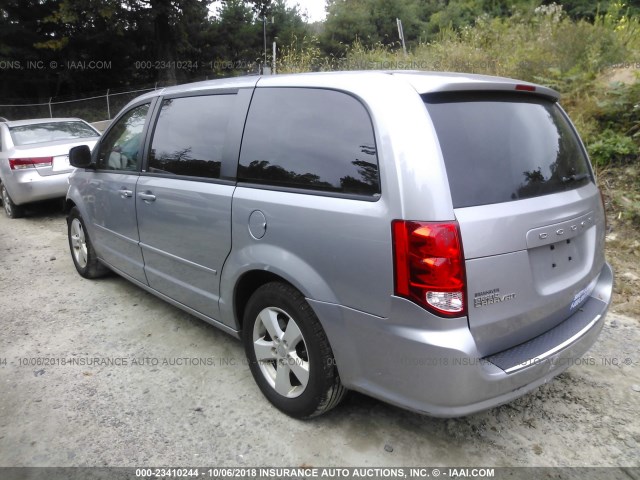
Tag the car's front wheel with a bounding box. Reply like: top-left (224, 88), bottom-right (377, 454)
top-left (1, 183), bottom-right (25, 219)
top-left (67, 206), bottom-right (109, 279)
top-left (243, 282), bottom-right (346, 418)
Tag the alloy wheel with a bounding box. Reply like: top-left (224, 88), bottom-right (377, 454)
top-left (2, 186), bottom-right (11, 217)
top-left (252, 307), bottom-right (310, 398)
top-left (70, 218), bottom-right (88, 268)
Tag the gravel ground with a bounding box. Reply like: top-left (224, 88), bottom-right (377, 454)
top-left (0, 203), bottom-right (639, 469)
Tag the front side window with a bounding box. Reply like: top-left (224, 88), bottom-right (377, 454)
top-left (148, 94), bottom-right (235, 179)
top-left (97, 103), bottom-right (149, 171)
top-left (238, 88), bottom-right (380, 196)
top-left (10, 121), bottom-right (99, 146)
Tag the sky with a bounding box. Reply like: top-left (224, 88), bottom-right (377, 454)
top-left (289, 0), bottom-right (328, 23)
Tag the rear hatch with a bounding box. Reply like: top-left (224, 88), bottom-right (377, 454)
top-left (424, 91), bottom-right (607, 356)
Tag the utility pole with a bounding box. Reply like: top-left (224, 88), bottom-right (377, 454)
top-left (263, 15), bottom-right (267, 67)
top-left (259, 14), bottom-right (273, 74)
top-left (273, 40), bottom-right (277, 74)
top-left (397, 18), bottom-right (407, 57)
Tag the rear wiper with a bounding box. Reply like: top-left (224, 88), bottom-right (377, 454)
top-left (561, 173), bottom-right (590, 183)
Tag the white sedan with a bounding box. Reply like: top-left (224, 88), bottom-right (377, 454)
top-left (0, 118), bottom-right (100, 218)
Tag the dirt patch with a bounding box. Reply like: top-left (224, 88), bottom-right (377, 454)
top-left (0, 204), bottom-right (638, 468)
top-left (598, 164), bottom-right (640, 318)
top-left (600, 67), bottom-right (639, 86)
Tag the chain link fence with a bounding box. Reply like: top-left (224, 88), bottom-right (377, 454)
top-left (0, 86), bottom-right (161, 123)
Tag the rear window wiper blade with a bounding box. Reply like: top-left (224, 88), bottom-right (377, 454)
top-left (561, 173), bottom-right (590, 183)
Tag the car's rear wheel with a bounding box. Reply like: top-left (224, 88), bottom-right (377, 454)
top-left (67, 206), bottom-right (109, 279)
top-left (243, 282), bottom-right (346, 418)
top-left (1, 183), bottom-right (25, 219)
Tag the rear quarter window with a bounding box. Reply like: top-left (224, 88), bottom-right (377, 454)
top-left (424, 93), bottom-right (592, 208)
top-left (238, 87), bottom-right (380, 197)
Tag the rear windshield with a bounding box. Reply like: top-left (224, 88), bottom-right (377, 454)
top-left (423, 93), bottom-right (592, 208)
top-left (9, 121), bottom-right (99, 146)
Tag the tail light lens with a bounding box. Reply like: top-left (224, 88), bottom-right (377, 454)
top-left (9, 157), bottom-right (53, 170)
top-left (392, 220), bottom-right (466, 317)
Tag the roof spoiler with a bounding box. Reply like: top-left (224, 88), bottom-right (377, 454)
top-left (427, 81), bottom-right (560, 102)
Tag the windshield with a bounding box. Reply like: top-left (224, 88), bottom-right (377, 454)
top-left (10, 121), bottom-right (99, 146)
top-left (424, 93), bottom-right (592, 208)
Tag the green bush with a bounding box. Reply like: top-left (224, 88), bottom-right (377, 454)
top-left (588, 129), bottom-right (637, 166)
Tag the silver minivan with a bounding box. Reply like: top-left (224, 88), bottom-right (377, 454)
top-left (66, 71), bottom-right (613, 418)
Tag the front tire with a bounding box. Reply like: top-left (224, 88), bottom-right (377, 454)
top-left (67, 206), bottom-right (109, 279)
top-left (1, 183), bottom-right (25, 219)
top-left (243, 282), bottom-right (346, 418)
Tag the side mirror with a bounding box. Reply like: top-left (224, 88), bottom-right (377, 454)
top-left (69, 145), bottom-right (93, 168)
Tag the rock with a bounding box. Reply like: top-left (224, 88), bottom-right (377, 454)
top-left (384, 444), bottom-right (394, 453)
top-left (620, 272), bottom-right (639, 282)
top-left (610, 320), bottom-right (619, 328)
top-left (632, 385), bottom-right (640, 393)
top-left (49, 256), bottom-right (56, 261)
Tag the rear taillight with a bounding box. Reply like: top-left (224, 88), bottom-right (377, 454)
top-left (392, 220), bottom-right (466, 317)
top-left (9, 157), bottom-right (53, 170)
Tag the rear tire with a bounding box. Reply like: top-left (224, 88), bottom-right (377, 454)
top-left (243, 282), bottom-right (346, 418)
top-left (1, 183), bottom-right (25, 219)
top-left (67, 206), bottom-right (109, 279)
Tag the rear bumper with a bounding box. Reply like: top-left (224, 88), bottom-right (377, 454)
top-left (310, 262), bottom-right (613, 417)
top-left (2, 169), bottom-right (71, 205)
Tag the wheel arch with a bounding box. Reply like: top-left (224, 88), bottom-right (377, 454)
top-left (220, 244), bottom-right (341, 333)
top-left (233, 270), bottom-right (296, 332)
top-left (63, 197), bottom-right (77, 213)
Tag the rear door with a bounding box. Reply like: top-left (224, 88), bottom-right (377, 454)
top-left (87, 102), bottom-right (153, 284)
top-left (135, 89), bottom-right (251, 319)
top-left (424, 92), bottom-right (607, 356)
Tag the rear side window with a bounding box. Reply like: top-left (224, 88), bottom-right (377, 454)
top-left (148, 94), bottom-right (235, 179)
top-left (238, 88), bottom-right (380, 197)
top-left (10, 121), bottom-right (99, 146)
top-left (424, 93), bottom-right (592, 208)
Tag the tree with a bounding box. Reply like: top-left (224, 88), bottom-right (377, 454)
top-left (124, 0), bottom-right (212, 85)
top-left (210, 0), bottom-right (261, 66)
top-left (207, 0), bottom-right (309, 72)
top-left (321, 0), bottom-right (429, 54)
top-left (31, 0), bottom-right (143, 93)
top-left (268, 0), bottom-right (310, 47)
top-left (18, 0), bottom-right (213, 93)
top-left (0, 0), bottom-right (60, 99)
